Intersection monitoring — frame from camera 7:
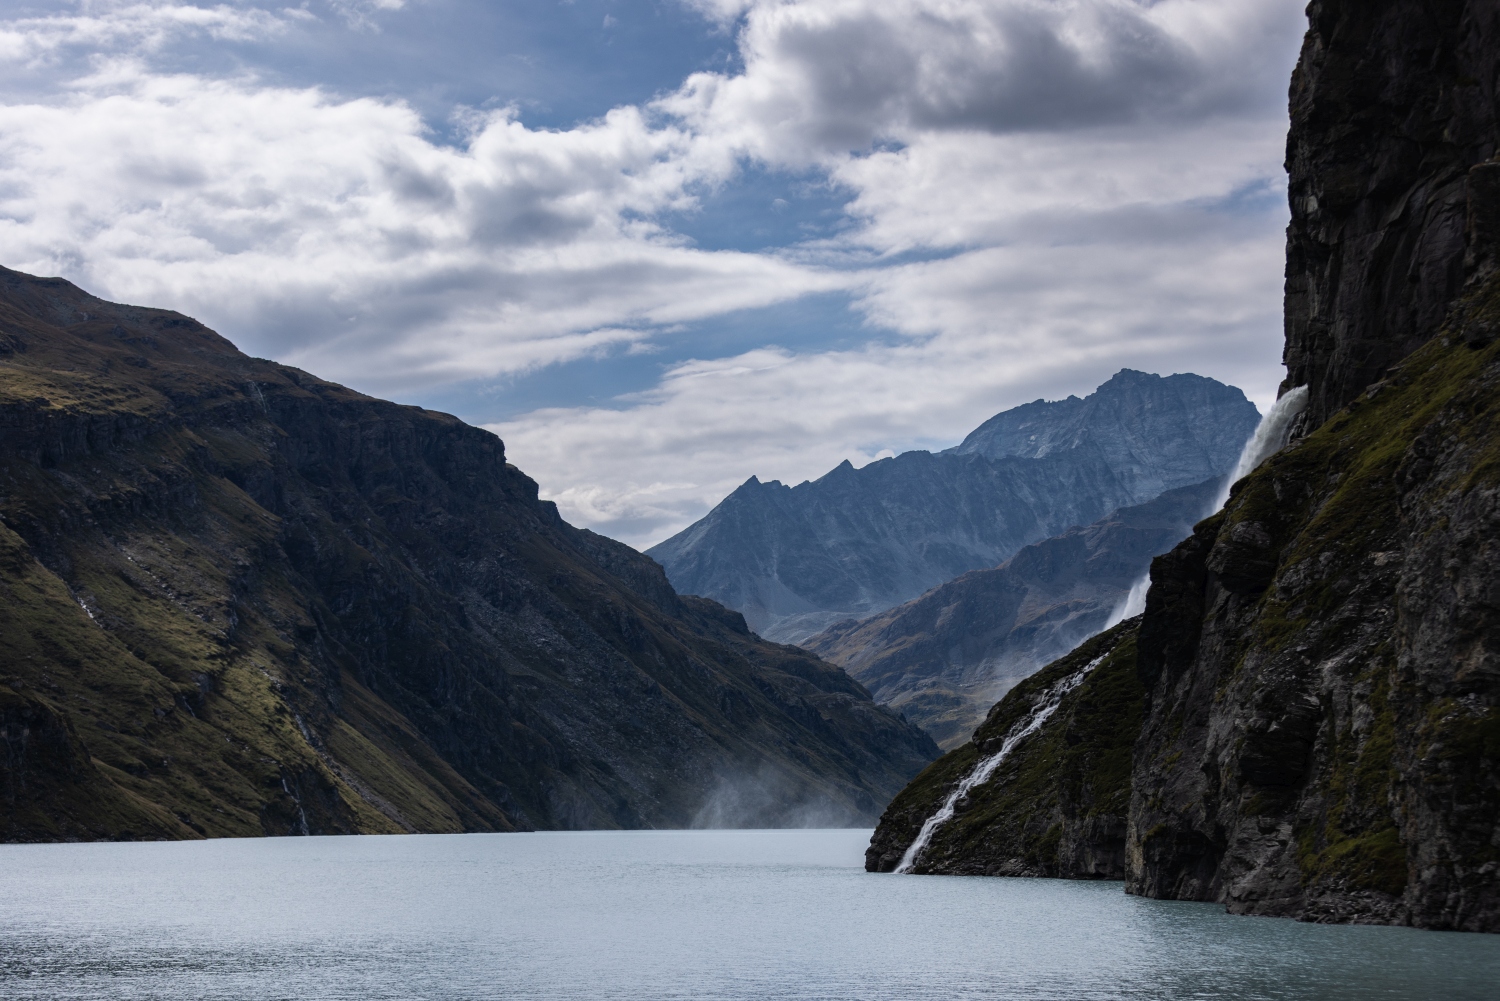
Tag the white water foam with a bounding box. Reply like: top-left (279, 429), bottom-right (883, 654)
top-left (893, 655), bottom-right (1109, 874)
top-left (1211, 385), bottom-right (1308, 511)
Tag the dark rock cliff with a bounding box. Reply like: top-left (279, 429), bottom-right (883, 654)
top-left (1124, 0), bottom-right (1500, 931)
top-left (1283, 0), bottom-right (1500, 427)
top-left (806, 477), bottom-right (1220, 749)
top-left (1128, 286), bottom-right (1500, 930)
top-left (868, 0), bottom-right (1500, 932)
top-left (0, 267), bottom-right (937, 841)
top-left (649, 371), bottom-right (1258, 644)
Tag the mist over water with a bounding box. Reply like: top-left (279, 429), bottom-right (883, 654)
top-left (1, 830), bottom-right (1494, 1000)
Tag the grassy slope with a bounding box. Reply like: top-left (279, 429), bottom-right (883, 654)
top-left (866, 620), bottom-right (1143, 874)
top-left (1216, 277), bottom-right (1500, 898)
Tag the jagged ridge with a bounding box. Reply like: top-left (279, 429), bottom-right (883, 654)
top-left (649, 370), bottom-right (1258, 644)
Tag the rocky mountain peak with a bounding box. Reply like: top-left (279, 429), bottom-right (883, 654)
top-left (649, 370), bottom-right (1259, 644)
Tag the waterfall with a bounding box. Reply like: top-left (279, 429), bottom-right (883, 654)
top-left (1211, 385), bottom-right (1308, 511)
top-left (893, 654), bottom-right (1107, 874)
top-left (1103, 573), bottom-right (1149, 629)
top-left (1100, 386), bottom-right (1310, 630)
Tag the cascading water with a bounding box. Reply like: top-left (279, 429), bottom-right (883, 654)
top-left (895, 386), bottom-right (1315, 874)
top-left (1100, 386), bottom-right (1311, 628)
top-left (1211, 385), bottom-right (1308, 511)
top-left (893, 655), bottom-right (1108, 874)
top-left (1103, 574), bottom-right (1149, 629)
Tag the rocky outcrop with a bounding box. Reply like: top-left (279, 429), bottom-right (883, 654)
top-left (806, 477), bottom-right (1220, 749)
top-left (868, 0), bottom-right (1500, 932)
top-left (649, 371), bottom-right (1258, 643)
top-left (0, 266), bottom-right (938, 841)
top-left (1283, 0), bottom-right (1500, 427)
top-left (1127, 281), bottom-right (1500, 931)
top-left (1122, 0), bottom-right (1500, 931)
top-left (866, 621), bottom-right (1142, 877)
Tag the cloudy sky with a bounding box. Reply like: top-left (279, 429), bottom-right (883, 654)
top-left (0, 0), bottom-right (1307, 548)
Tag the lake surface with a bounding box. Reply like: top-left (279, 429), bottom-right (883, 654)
top-left (0, 829), bottom-right (1496, 1000)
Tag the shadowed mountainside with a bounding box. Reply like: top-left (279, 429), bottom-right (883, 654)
top-left (649, 371), bottom-right (1258, 644)
top-left (0, 266), bottom-right (937, 841)
top-left (805, 478), bottom-right (1220, 749)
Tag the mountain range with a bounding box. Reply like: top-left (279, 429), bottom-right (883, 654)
top-left (648, 370), bottom-right (1260, 644)
top-left (0, 266), bottom-right (937, 840)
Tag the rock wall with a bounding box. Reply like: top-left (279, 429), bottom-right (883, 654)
top-left (1128, 283), bottom-right (1500, 930)
top-left (1284, 0), bottom-right (1500, 427)
top-left (867, 0), bottom-right (1500, 932)
top-left (1124, 0), bottom-right (1500, 931)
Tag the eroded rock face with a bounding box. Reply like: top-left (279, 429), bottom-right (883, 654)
top-left (1123, 0), bottom-right (1500, 932)
top-left (648, 371), bottom-right (1258, 644)
top-left (867, 0), bottom-right (1500, 932)
top-left (1284, 0), bottom-right (1500, 427)
top-left (1128, 307), bottom-right (1500, 930)
top-left (0, 266), bottom-right (938, 841)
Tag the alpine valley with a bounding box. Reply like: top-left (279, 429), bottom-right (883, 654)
top-left (870, 0), bottom-right (1500, 934)
top-left (0, 267), bottom-right (939, 840)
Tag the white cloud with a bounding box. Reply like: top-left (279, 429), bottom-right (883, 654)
top-left (0, 57), bottom-right (840, 391)
top-left (0, 0), bottom-right (1308, 548)
top-left (0, 2), bottom-right (285, 66)
top-left (663, 0), bottom-right (1302, 165)
top-left (489, 0), bottom-right (1306, 547)
top-left (495, 220), bottom-right (1287, 548)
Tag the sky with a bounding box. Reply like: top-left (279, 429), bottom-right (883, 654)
top-left (0, 0), bottom-right (1309, 548)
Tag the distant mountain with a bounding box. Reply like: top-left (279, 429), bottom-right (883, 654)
top-left (0, 266), bottom-right (937, 841)
top-left (648, 370), bottom-right (1259, 643)
top-left (804, 478), bottom-right (1222, 749)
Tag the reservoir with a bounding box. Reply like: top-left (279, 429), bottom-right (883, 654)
top-left (1, 829), bottom-right (1495, 1000)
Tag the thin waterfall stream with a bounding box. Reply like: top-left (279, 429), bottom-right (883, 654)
top-left (894, 654), bottom-right (1108, 874)
top-left (1103, 385), bottom-right (1311, 628)
top-left (1210, 385), bottom-right (1308, 511)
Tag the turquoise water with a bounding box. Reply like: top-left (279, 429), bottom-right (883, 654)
top-left (0, 829), bottom-right (1495, 1000)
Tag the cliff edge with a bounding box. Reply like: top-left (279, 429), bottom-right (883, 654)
top-left (867, 0), bottom-right (1500, 931)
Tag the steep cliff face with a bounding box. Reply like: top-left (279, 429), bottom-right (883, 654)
top-left (1123, 0), bottom-right (1500, 931)
top-left (0, 267), bottom-right (937, 841)
top-left (865, 620), bottom-right (1142, 877)
top-left (806, 478), bottom-right (1219, 749)
top-left (1127, 277), bottom-right (1500, 931)
top-left (1283, 0), bottom-right (1500, 427)
top-left (649, 371), bottom-right (1257, 644)
top-left (867, 0), bottom-right (1500, 932)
